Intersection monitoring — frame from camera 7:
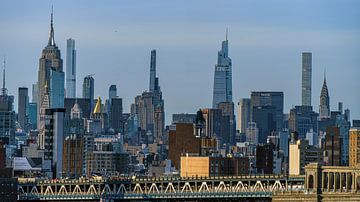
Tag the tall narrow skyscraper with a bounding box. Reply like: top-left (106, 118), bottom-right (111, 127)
top-left (301, 52), bottom-right (312, 106)
top-left (37, 8), bottom-right (63, 129)
top-left (319, 72), bottom-right (330, 118)
top-left (66, 38), bottom-right (76, 98)
top-left (18, 87), bottom-right (29, 131)
top-left (237, 98), bottom-right (251, 133)
top-left (149, 50), bottom-right (156, 92)
top-left (212, 33), bottom-right (232, 108)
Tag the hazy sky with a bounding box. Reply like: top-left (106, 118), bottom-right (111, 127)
top-left (0, 0), bottom-right (359, 124)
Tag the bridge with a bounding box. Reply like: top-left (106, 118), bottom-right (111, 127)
top-left (17, 163), bottom-right (360, 201)
top-left (18, 175), bottom-right (304, 201)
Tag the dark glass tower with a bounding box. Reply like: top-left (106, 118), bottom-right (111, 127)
top-left (302, 52), bottom-right (312, 106)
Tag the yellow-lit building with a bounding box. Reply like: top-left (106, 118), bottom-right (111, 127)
top-left (349, 128), bottom-right (360, 167)
top-left (180, 155), bottom-right (249, 177)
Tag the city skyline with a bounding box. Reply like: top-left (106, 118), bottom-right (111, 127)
top-left (0, 1), bottom-right (359, 124)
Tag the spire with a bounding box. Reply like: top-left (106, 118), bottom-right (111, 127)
top-left (1, 55), bottom-right (6, 95)
top-left (48, 6), bottom-right (56, 46)
top-left (226, 28), bottom-right (228, 41)
top-left (93, 96), bottom-right (102, 114)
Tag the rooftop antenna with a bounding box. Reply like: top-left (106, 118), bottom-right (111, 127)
top-left (2, 55), bottom-right (7, 95)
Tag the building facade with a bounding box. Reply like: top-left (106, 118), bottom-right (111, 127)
top-left (349, 128), bottom-right (360, 167)
top-left (18, 87), bottom-right (29, 131)
top-left (237, 98), bottom-right (251, 133)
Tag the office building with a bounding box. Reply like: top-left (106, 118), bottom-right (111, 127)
top-left (66, 38), bottom-right (76, 98)
top-left (319, 73), bottom-right (330, 118)
top-left (252, 106), bottom-right (277, 144)
top-left (251, 91), bottom-right (284, 132)
top-left (0, 58), bottom-right (15, 145)
top-left (349, 128), bottom-right (360, 167)
top-left (82, 75), bottom-right (94, 110)
top-left (37, 10), bottom-right (63, 129)
top-left (301, 52), bottom-right (312, 106)
top-left (64, 98), bottom-right (91, 119)
top-left (18, 87), bottom-right (29, 131)
top-left (324, 126), bottom-right (341, 166)
top-left (288, 106), bottom-right (318, 139)
top-left (212, 34), bottom-right (232, 108)
top-left (44, 108), bottom-right (65, 179)
top-left (217, 101), bottom-right (236, 145)
top-left (180, 156), bottom-right (249, 177)
top-left (62, 134), bottom-right (83, 178)
top-left (289, 133), bottom-right (322, 175)
top-left (32, 83), bottom-right (38, 103)
top-left (49, 69), bottom-right (65, 108)
top-left (172, 113), bottom-right (196, 124)
top-left (237, 98), bottom-right (251, 133)
top-left (110, 97), bottom-right (123, 133)
top-left (28, 103), bottom-right (37, 130)
top-left (108, 85), bottom-right (117, 105)
top-left (246, 122), bottom-right (259, 144)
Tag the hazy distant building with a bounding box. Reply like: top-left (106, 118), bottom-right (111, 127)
top-left (28, 103), bottom-right (37, 130)
top-left (82, 75), bottom-right (94, 110)
top-left (217, 102), bottom-right (236, 145)
top-left (212, 35), bottom-right (232, 108)
top-left (110, 97), bottom-right (123, 133)
top-left (349, 128), bottom-right (360, 167)
top-left (246, 122), bottom-right (259, 144)
top-left (32, 83), bottom-right (38, 103)
top-left (66, 38), bottom-right (76, 98)
top-left (108, 85), bottom-right (117, 105)
top-left (301, 52), bottom-right (312, 106)
top-left (237, 98), bottom-right (251, 133)
top-left (319, 74), bottom-right (330, 118)
top-left (18, 87), bottom-right (29, 131)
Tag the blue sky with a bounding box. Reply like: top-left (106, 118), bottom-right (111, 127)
top-left (0, 0), bottom-right (359, 124)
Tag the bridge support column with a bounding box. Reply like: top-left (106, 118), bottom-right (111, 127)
top-left (340, 173), bottom-right (343, 192)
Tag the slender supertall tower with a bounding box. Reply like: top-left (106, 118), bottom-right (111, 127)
top-left (212, 30), bottom-right (232, 108)
top-left (319, 71), bottom-right (330, 118)
top-left (301, 52), bottom-right (312, 106)
top-left (149, 50), bottom-right (156, 92)
top-left (66, 38), bottom-right (76, 98)
top-left (37, 7), bottom-right (63, 129)
top-left (2, 56), bottom-right (7, 96)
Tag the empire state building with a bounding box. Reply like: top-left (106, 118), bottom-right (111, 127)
top-left (37, 10), bottom-right (64, 147)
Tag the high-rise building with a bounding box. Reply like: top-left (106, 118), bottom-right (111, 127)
top-left (301, 52), bottom-right (312, 106)
top-left (82, 75), bottom-right (94, 110)
top-left (18, 87), bottom-right (29, 131)
top-left (218, 102), bottom-right (236, 145)
top-left (66, 38), bottom-right (76, 98)
top-left (237, 98), bottom-right (251, 133)
top-left (28, 103), bottom-right (37, 130)
top-left (49, 69), bottom-right (64, 108)
top-left (172, 113), bottom-right (197, 124)
top-left (212, 34), bottom-right (232, 108)
top-left (62, 134), bottom-right (83, 178)
top-left (32, 83), bottom-right (38, 103)
top-left (44, 108), bottom-right (65, 179)
top-left (110, 97), bottom-right (123, 133)
top-left (349, 128), bottom-right (360, 167)
top-left (319, 73), bottom-right (330, 118)
top-left (0, 58), bottom-right (15, 145)
top-left (288, 106), bottom-right (318, 139)
top-left (149, 50), bottom-right (156, 92)
top-left (251, 92), bottom-right (284, 132)
top-left (324, 126), bottom-right (341, 166)
top-left (37, 10), bottom-right (63, 130)
top-left (256, 143), bottom-right (275, 174)
top-left (109, 85), bottom-right (117, 105)
top-left (246, 122), bottom-right (259, 144)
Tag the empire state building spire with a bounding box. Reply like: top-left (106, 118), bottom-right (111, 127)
top-left (48, 6), bottom-right (56, 46)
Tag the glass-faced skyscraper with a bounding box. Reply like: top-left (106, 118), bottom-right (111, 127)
top-left (82, 75), bottom-right (94, 110)
top-left (66, 38), bottom-right (76, 98)
top-left (212, 36), bottom-right (232, 108)
top-left (302, 52), bottom-right (312, 106)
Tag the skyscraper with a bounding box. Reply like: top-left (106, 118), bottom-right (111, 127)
top-left (0, 57), bottom-right (15, 145)
top-left (149, 50), bottom-right (156, 92)
top-left (82, 75), bottom-right (94, 110)
top-left (212, 33), bottom-right (232, 108)
top-left (49, 69), bottom-right (64, 108)
top-left (301, 52), bottom-right (312, 106)
top-left (32, 83), bottom-right (38, 103)
top-left (18, 87), bottom-right (29, 131)
top-left (66, 38), bottom-right (76, 98)
top-left (319, 73), bottom-right (330, 118)
top-left (237, 98), bottom-right (251, 133)
top-left (109, 85), bottom-right (117, 104)
top-left (37, 9), bottom-right (63, 129)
